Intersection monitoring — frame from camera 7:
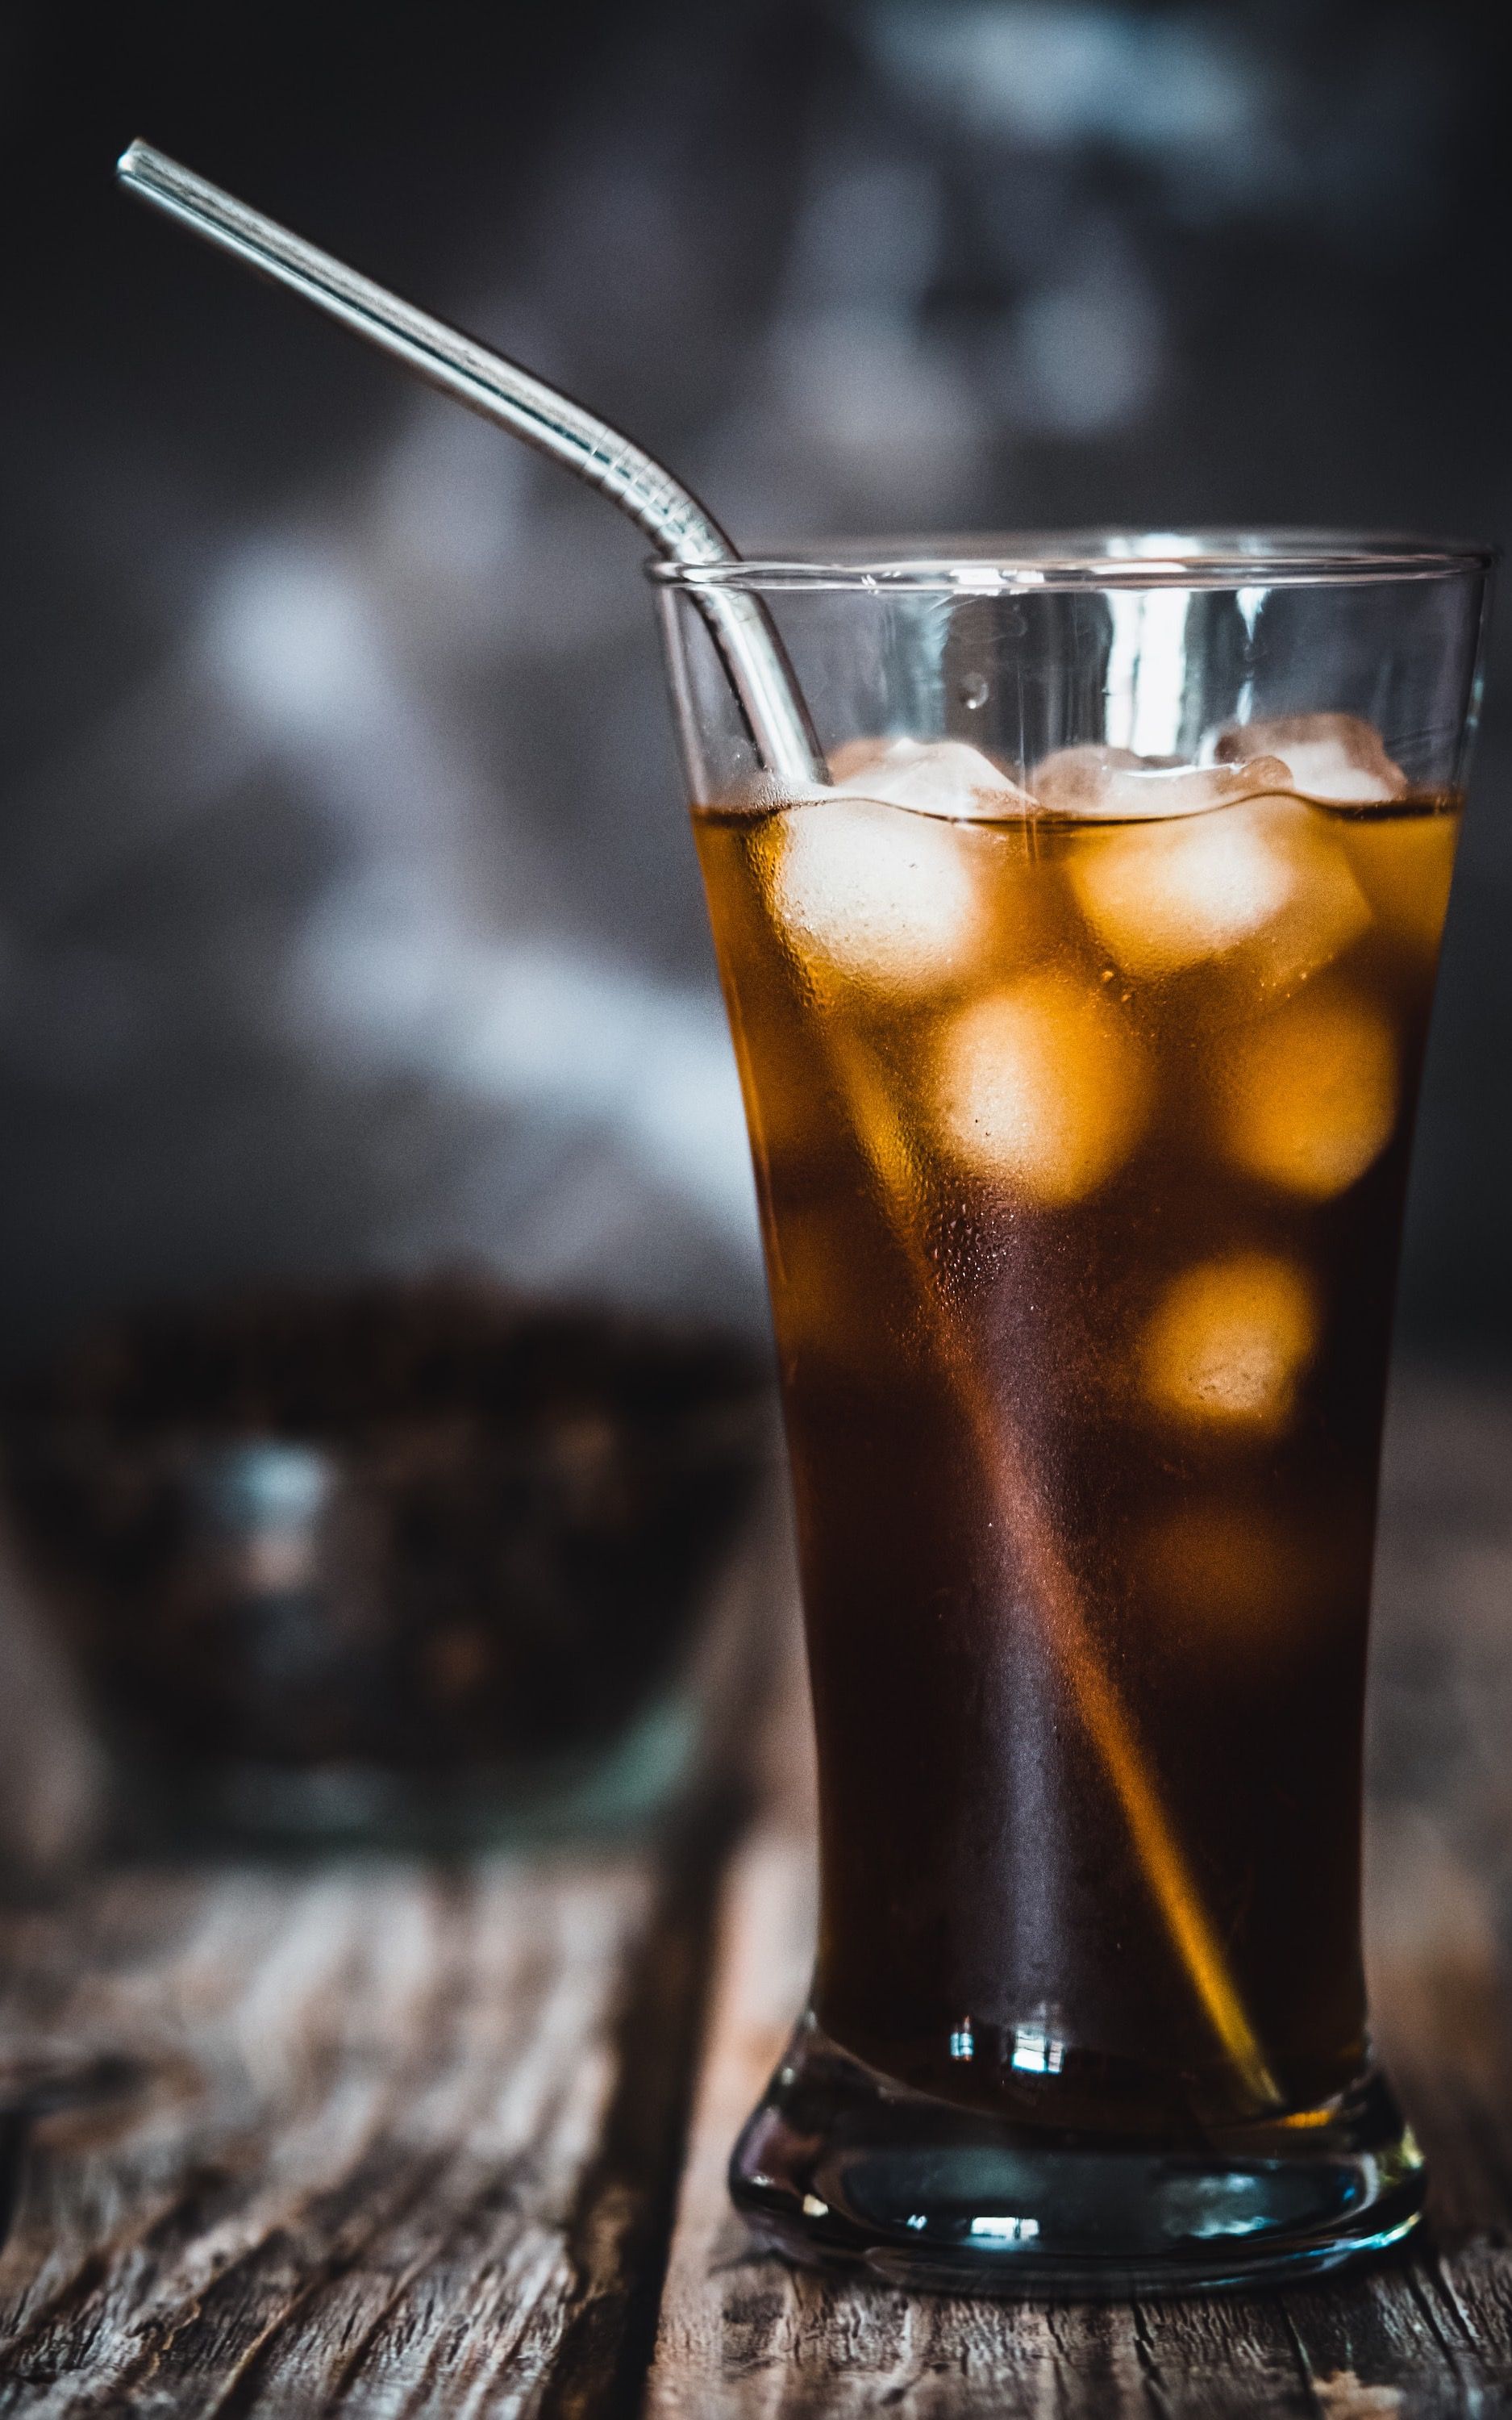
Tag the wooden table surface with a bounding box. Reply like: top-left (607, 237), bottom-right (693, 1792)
top-left (2, 1371), bottom-right (1510, 2418)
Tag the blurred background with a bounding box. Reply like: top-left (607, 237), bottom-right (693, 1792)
top-left (2, 0), bottom-right (1510, 1375)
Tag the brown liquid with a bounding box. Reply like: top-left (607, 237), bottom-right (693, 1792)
top-left (695, 782), bottom-right (1460, 2134)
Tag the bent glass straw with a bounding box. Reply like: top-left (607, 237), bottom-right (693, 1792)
top-left (116, 140), bottom-right (1276, 2105)
top-left (115, 141), bottom-right (826, 791)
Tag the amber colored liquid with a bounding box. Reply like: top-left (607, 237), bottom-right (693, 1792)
top-left (695, 783), bottom-right (1460, 2134)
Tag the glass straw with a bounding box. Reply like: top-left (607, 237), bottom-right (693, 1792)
top-left (116, 140), bottom-right (1278, 2106)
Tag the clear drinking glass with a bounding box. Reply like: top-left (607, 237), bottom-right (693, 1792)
top-left (652, 532), bottom-right (1491, 2294)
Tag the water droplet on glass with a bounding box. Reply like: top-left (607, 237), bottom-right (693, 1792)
top-left (956, 674), bottom-right (989, 711)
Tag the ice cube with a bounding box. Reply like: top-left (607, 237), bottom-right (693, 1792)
top-left (1221, 988), bottom-right (1398, 1199)
top-left (767, 794), bottom-right (989, 995)
top-left (1031, 745), bottom-right (1293, 821)
top-left (934, 971), bottom-right (1150, 1204)
top-left (1067, 799), bottom-right (1297, 976)
top-left (825, 736), bottom-right (895, 786)
top-left (1214, 713), bottom-right (1407, 806)
top-left (1029, 744), bottom-right (1145, 816)
top-left (835, 736), bottom-right (1033, 821)
top-left (1240, 811), bottom-right (1374, 995)
top-left (1139, 1254), bottom-right (1317, 1434)
top-left (1067, 795), bottom-right (1371, 985)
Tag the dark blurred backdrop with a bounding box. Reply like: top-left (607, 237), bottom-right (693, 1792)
top-left (2, 0), bottom-right (1510, 1374)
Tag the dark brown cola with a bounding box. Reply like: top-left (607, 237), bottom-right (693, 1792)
top-left (697, 771), bottom-right (1459, 2134)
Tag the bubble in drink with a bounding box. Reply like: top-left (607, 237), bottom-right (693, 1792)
top-left (1215, 712), bottom-right (1406, 806)
top-left (1221, 989), bottom-right (1397, 1200)
top-left (1139, 1254), bottom-right (1318, 1433)
top-left (934, 971), bottom-right (1149, 1204)
top-left (767, 795), bottom-right (989, 995)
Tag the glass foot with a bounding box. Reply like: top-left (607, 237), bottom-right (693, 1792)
top-left (731, 2017), bottom-right (1425, 2297)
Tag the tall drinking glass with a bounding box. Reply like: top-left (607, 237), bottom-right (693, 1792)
top-left (652, 533), bottom-right (1490, 2293)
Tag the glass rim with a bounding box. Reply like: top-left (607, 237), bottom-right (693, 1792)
top-left (647, 528), bottom-right (1496, 594)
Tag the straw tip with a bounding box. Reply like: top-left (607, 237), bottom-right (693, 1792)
top-left (115, 137), bottom-right (152, 185)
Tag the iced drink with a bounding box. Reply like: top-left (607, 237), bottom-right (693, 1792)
top-left (653, 535), bottom-right (1489, 2290)
top-left (697, 718), bottom-right (1457, 2143)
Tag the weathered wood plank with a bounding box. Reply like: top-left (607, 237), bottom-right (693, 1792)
top-left (0, 1476), bottom-right (787, 2417)
top-left (0, 1853), bottom-right (681, 2418)
top-left (0, 1379), bottom-right (1508, 2414)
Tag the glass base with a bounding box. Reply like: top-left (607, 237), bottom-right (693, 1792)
top-left (731, 2017), bottom-right (1425, 2297)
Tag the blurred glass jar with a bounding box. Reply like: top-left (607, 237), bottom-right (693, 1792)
top-left (0, 1275), bottom-right (769, 1846)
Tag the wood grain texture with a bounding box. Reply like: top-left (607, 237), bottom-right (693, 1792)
top-left (0, 1851), bottom-right (697, 2418)
top-left (0, 1377), bottom-right (1507, 2415)
top-left (0, 1474), bottom-right (785, 2418)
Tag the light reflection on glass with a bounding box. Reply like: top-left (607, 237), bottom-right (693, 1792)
top-left (1010, 2020), bottom-right (1067, 2075)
